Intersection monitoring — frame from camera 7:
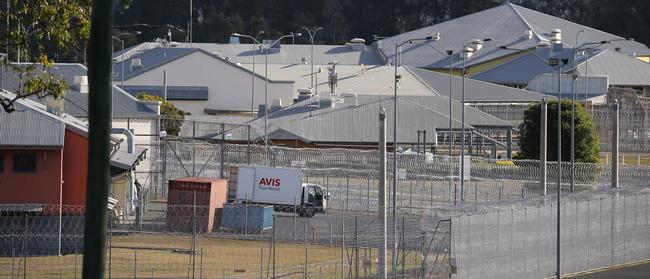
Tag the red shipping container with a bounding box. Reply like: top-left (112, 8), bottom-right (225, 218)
top-left (166, 177), bottom-right (227, 232)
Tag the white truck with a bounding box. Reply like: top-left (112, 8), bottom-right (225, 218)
top-left (227, 165), bottom-right (329, 217)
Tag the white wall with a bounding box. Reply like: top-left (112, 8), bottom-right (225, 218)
top-left (111, 118), bottom-right (158, 190)
top-left (123, 51), bottom-right (295, 115)
top-left (171, 100), bottom-right (208, 117)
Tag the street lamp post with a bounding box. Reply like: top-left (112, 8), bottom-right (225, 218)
top-left (111, 36), bottom-right (125, 88)
top-left (302, 26), bottom-right (323, 90)
top-left (392, 35), bottom-right (437, 275)
top-left (460, 38), bottom-right (493, 203)
top-left (570, 38), bottom-right (632, 190)
top-left (570, 30), bottom-right (584, 193)
top-left (407, 41), bottom-right (455, 187)
top-left (262, 34), bottom-right (301, 143)
top-left (231, 31), bottom-right (265, 117)
top-left (500, 43), bottom-right (566, 279)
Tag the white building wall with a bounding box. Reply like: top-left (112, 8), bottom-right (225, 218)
top-left (123, 51), bottom-right (295, 115)
top-left (111, 118), bottom-right (159, 192)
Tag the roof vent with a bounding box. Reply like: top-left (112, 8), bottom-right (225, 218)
top-left (130, 58), bottom-right (143, 71)
top-left (349, 38), bottom-right (366, 51)
top-left (551, 29), bottom-right (562, 44)
top-left (524, 29), bottom-right (533, 40)
top-left (271, 98), bottom-right (283, 112)
top-left (462, 47), bottom-right (475, 59)
top-left (297, 88), bottom-right (313, 102)
top-left (169, 42), bottom-right (180, 47)
top-left (72, 75), bottom-right (89, 93)
top-left (471, 39), bottom-right (484, 52)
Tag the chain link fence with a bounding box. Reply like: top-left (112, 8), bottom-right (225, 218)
top-left (3, 116), bottom-right (650, 278)
top-left (451, 186), bottom-right (650, 279)
top-left (0, 200), bottom-right (450, 278)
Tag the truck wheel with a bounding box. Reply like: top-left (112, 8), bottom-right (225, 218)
top-left (305, 208), bottom-right (315, 218)
top-left (296, 207), bottom-right (305, 217)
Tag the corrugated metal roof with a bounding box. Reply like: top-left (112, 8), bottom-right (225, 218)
top-left (526, 73), bottom-right (609, 98)
top-left (221, 95), bottom-right (510, 144)
top-left (113, 47), bottom-right (195, 80)
top-left (0, 63), bottom-right (158, 117)
top-left (0, 92), bottom-right (65, 148)
top-left (123, 85), bottom-right (209, 100)
top-left (110, 146), bottom-right (147, 170)
top-left (239, 64), bottom-right (435, 98)
top-left (405, 66), bottom-right (547, 102)
top-left (113, 47), bottom-right (293, 84)
top-left (377, 3), bottom-right (650, 68)
top-left (512, 4), bottom-right (650, 55)
top-left (575, 50), bottom-right (650, 86)
top-left (473, 47), bottom-right (650, 87)
top-left (471, 48), bottom-right (586, 85)
top-left (116, 42), bottom-right (384, 66)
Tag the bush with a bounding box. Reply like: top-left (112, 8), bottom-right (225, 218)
top-left (136, 93), bottom-right (189, 136)
top-left (517, 100), bottom-right (599, 163)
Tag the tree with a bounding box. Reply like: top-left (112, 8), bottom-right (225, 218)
top-left (517, 100), bottom-right (599, 163)
top-left (0, 0), bottom-right (91, 112)
top-left (135, 93), bottom-right (188, 136)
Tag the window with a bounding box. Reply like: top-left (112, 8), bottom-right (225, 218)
top-left (307, 186), bottom-right (316, 203)
top-left (13, 153), bottom-right (37, 173)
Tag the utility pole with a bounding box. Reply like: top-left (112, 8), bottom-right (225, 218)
top-left (378, 108), bottom-right (388, 279)
top-left (82, 0), bottom-right (114, 278)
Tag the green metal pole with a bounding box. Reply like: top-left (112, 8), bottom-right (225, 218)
top-left (82, 0), bottom-right (114, 278)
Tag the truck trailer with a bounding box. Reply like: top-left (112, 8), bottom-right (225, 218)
top-left (228, 165), bottom-right (329, 217)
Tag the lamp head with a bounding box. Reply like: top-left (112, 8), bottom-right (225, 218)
top-left (294, 32), bottom-right (302, 37)
top-left (482, 38), bottom-right (495, 42)
top-left (536, 41), bottom-right (552, 48)
top-left (498, 45), bottom-right (508, 50)
top-left (231, 33), bottom-right (241, 37)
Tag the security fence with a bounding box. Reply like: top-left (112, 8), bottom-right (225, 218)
top-left (0, 201), bottom-right (451, 279)
top-left (451, 186), bottom-right (650, 279)
top-left (152, 139), bottom-right (650, 208)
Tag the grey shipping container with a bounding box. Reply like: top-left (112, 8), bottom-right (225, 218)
top-left (219, 204), bottom-right (273, 232)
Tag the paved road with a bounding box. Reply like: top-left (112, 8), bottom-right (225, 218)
top-left (568, 262), bottom-right (650, 279)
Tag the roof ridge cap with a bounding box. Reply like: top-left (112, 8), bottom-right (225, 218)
top-left (507, 3), bottom-right (546, 42)
top-left (511, 4), bottom-right (626, 41)
top-left (403, 66), bottom-right (440, 96)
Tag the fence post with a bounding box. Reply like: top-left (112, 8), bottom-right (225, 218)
top-left (273, 216), bottom-right (276, 279)
top-left (247, 125), bottom-right (251, 165)
top-left (134, 247), bottom-right (137, 279)
top-left (220, 123), bottom-right (225, 179)
top-left (260, 247), bottom-right (264, 279)
top-left (355, 216), bottom-right (359, 279)
top-left (541, 98), bottom-right (548, 196)
top-left (612, 100), bottom-right (619, 188)
top-left (378, 108), bottom-right (388, 279)
top-left (192, 121), bottom-right (196, 176)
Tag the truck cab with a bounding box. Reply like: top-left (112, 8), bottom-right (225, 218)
top-left (301, 183), bottom-right (329, 217)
